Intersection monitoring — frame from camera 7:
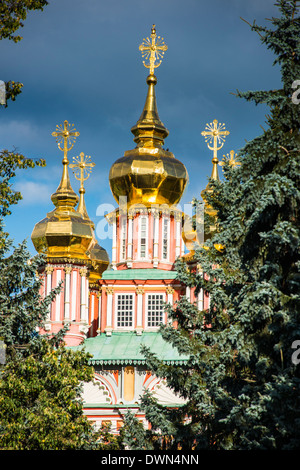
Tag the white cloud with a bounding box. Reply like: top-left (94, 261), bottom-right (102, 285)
top-left (14, 181), bottom-right (53, 205)
top-left (0, 120), bottom-right (40, 149)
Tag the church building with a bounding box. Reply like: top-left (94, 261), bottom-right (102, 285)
top-left (31, 25), bottom-right (231, 433)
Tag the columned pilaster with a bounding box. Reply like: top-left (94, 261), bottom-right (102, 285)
top-left (79, 267), bottom-right (88, 322)
top-left (127, 213), bottom-right (133, 267)
top-left (64, 265), bottom-right (72, 321)
top-left (166, 285), bottom-right (174, 325)
top-left (55, 268), bottom-right (62, 321)
top-left (152, 209), bottom-right (159, 267)
top-left (105, 286), bottom-right (114, 336)
top-left (96, 290), bottom-right (102, 335)
top-left (71, 268), bottom-right (77, 321)
top-left (175, 212), bottom-right (182, 259)
top-left (112, 220), bottom-right (117, 269)
top-left (45, 265), bottom-right (53, 328)
top-left (136, 286), bottom-right (144, 335)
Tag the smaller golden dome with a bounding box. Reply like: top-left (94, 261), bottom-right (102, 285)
top-left (31, 156), bottom-right (94, 261)
top-left (31, 121), bottom-right (109, 277)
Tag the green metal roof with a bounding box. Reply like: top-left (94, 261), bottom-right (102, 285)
top-left (102, 268), bottom-right (178, 280)
top-left (73, 331), bottom-right (188, 366)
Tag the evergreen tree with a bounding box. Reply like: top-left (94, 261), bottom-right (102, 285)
top-left (0, 140), bottom-right (121, 452)
top-left (0, 164), bottom-right (123, 450)
top-left (0, 5), bottom-right (122, 449)
top-left (125, 0), bottom-right (300, 450)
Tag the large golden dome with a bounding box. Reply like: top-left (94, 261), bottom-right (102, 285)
top-left (109, 27), bottom-right (188, 207)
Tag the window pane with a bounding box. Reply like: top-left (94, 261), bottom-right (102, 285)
top-left (117, 294), bottom-right (133, 327)
top-left (147, 294), bottom-right (164, 327)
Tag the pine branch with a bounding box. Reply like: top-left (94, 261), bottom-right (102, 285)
top-left (240, 16), bottom-right (264, 38)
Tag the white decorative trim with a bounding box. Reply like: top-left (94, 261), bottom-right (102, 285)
top-left (80, 270), bottom-right (86, 322)
top-left (119, 215), bottom-right (127, 261)
top-left (114, 292), bottom-right (135, 331)
top-left (71, 269), bottom-right (77, 321)
top-left (64, 267), bottom-right (71, 320)
top-left (175, 219), bottom-right (181, 258)
top-left (112, 220), bottom-right (117, 268)
top-left (127, 215), bottom-right (133, 262)
top-left (106, 289), bottom-right (114, 333)
top-left (145, 292), bottom-right (166, 329)
top-left (55, 269), bottom-right (62, 321)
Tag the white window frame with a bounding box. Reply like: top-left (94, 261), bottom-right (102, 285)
top-left (115, 293), bottom-right (135, 330)
top-left (138, 214), bottom-right (148, 260)
top-left (146, 292), bottom-right (165, 329)
top-left (161, 216), bottom-right (170, 261)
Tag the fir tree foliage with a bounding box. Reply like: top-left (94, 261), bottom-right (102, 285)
top-left (0, 2), bottom-right (122, 450)
top-left (126, 0), bottom-right (300, 450)
top-left (0, 141), bottom-right (120, 452)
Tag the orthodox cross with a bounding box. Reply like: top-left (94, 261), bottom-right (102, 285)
top-left (52, 120), bottom-right (80, 162)
top-left (201, 119), bottom-right (230, 162)
top-left (219, 150), bottom-right (240, 167)
top-left (139, 25), bottom-right (168, 75)
top-left (69, 152), bottom-right (95, 191)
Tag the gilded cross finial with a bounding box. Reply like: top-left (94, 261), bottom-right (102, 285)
top-left (69, 152), bottom-right (95, 191)
top-left (201, 119), bottom-right (230, 161)
top-left (69, 152), bottom-right (95, 220)
top-left (52, 120), bottom-right (80, 162)
top-left (219, 150), bottom-right (241, 166)
top-left (139, 25), bottom-right (168, 75)
top-left (219, 150), bottom-right (240, 167)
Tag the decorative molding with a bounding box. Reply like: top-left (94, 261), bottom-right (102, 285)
top-left (136, 287), bottom-right (144, 295)
top-left (45, 265), bottom-right (54, 275)
top-left (64, 265), bottom-right (72, 274)
top-left (166, 286), bottom-right (175, 295)
top-left (79, 267), bottom-right (88, 277)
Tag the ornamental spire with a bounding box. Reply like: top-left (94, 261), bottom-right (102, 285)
top-left (201, 119), bottom-right (230, 182)
top-left (131, 26), bottom-right (169, 148)
top-left (50, 120), bottom-right (79, 211)
top-left (69, 152), bottom-right (95, 220)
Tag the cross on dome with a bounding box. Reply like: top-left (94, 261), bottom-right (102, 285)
top-left (139, 24), bottom-right (168, 75)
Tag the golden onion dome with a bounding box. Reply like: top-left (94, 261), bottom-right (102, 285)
top-left (31, 121), bottom-right (109, 278)
top-left (109, 26), bottom-right (188, 207)
top-left (31, 155), bottom-right (94, 261)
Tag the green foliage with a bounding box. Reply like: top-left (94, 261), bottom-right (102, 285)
top-left (120, 411), bottom-right (156, 450)
top-left (0, 0), bottom-right (48, 105)
top-left (0, 341), bottom-right (98, 450)
top-left (130, 0), bottom-right (300, 450)
top-left (0, 158), bottom-right (122, 449)
top-left (0, 0), bottom-right (48, 43)
top-left (0, 149), bottom-right (45, 218)
top-left (3, 81), bottom-right (23, 106)
top-left (0, 150), bottom-right (45, 257)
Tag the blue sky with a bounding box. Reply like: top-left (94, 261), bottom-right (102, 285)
top-left (1, 0), bottom-right (281, 258)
